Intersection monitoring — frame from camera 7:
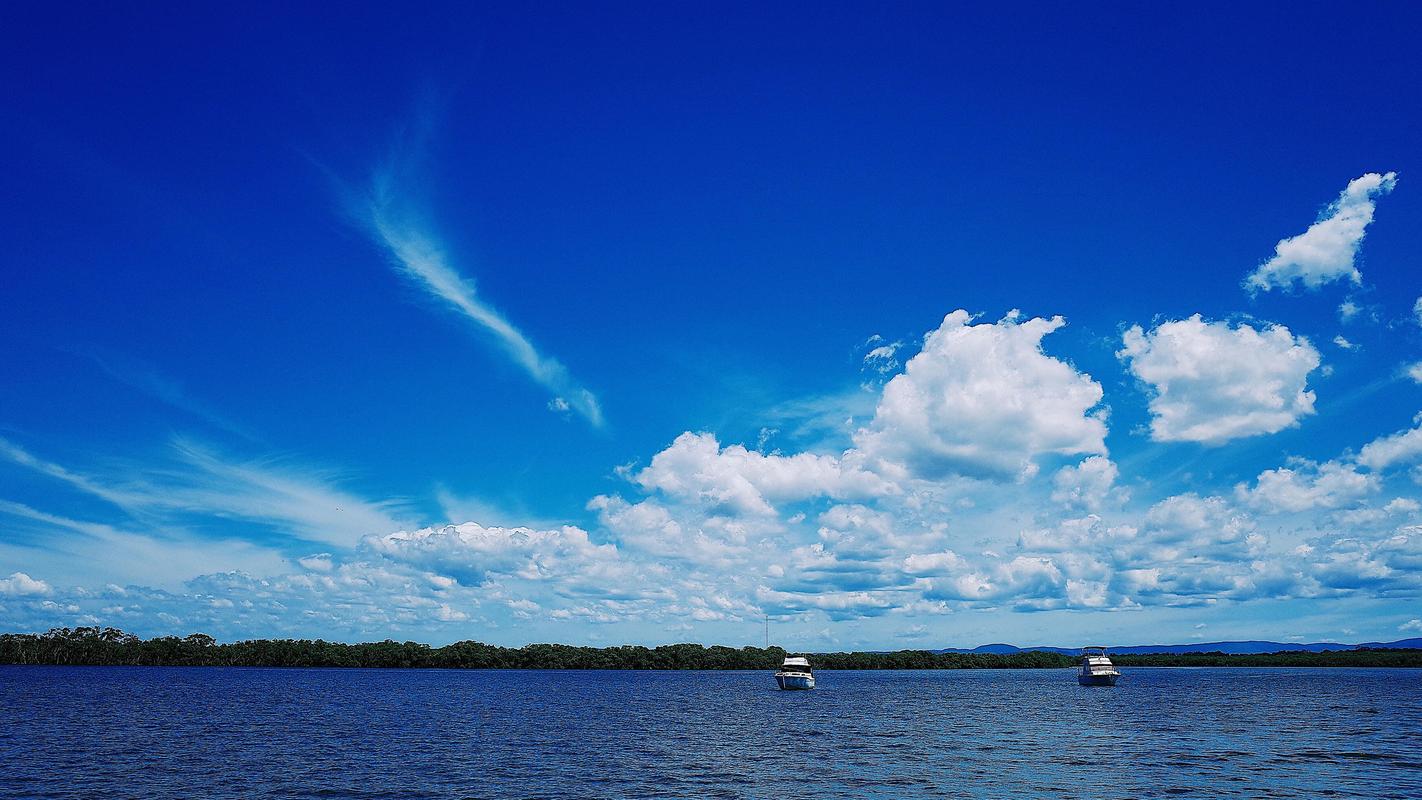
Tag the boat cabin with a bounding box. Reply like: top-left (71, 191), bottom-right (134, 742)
top-left (779, 656), bottom-right (813, 674)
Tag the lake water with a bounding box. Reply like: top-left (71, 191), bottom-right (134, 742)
top-left (2, 666), bottom-right (1419, 798)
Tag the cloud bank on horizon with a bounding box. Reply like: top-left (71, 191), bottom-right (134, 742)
top-left (3, 158), bottom-right (1421, 650)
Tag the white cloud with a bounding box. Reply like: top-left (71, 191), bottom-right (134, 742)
top-left (5, 434), bottom-right (415, 548)
top-left (163, 439), bottom-right (411, 547)
top-left (1414, 297), bottom-right (1422, 327)
top-left (1339, 300), bottom-right (1362, 322)
top-left (1244, 172), bottom-right (1397, 293)
top-left (13, 300), bottom-right (1422, 641)
top-left (756, 585), bottom-right (902, 620)
top-left (902, 550), bottom-right (969, 576)
top-left (368, 522), bottom-right (625, 590)
top-left (0, 435), bottom-right (411, 549)
top-left (1386, 498), bottom-right (1421, 514)
top-left (587, 494), bottom-right (754, 565)
top-left (1401, 618), bottom-right (1422, 633)
top-left (1304, 530), bottom-right (1422, 594)
top-left (1050, 456), bottom-right (1123, 512)
top-left (1138, 494), bottom-right (1260, 567)
top-left (1333, 335), bottom-right (1358, 351)
top-left (298, 554), bottom-right (334, 572)
top-left (1405, 362), bottom-right (1422, 384)
top-left (632, 432), bottom-right (895, 516)
top-left (1016, 514), bottom-right (1137, 555)
top-left (0, 500), bottom-right (290, 589)
top-left (922, 555), bottom-right (1065, 605)
top-left (854, 310), bottom-right (1107, 480)
top-left (1119, 315), bottom-right (1320, 444)
top-left (433, 604), bottom-right (468, 622)
top-left (862, 336), bottom-right (903, 377)
top-left (0, 436), bottom-right (138, 510)
top-left (359, 134), bottom-right (603, 426)
top-left (1234, 459), bottom-right (1377, 514)
top-left (1356, 416), bottom-right (1422, 471)
top-left (0, 572), bottom-right (51, 597)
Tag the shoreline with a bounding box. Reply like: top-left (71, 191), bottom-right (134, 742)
top-left (5, 628), bottom-right (1421, 670)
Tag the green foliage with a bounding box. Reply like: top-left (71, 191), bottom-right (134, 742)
top-left (1110, 649), bottom-right (1422, 668)
top-left (2, 628), bottom-right (1419, 669)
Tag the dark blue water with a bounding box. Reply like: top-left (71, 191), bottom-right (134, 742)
top-left (2, 667), bottom-right (1419, 798)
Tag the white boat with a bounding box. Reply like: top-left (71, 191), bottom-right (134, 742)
top-left (775, 656), bottom-right (815, 690)
top-left (1077, 646), bottom-right (1120, 686)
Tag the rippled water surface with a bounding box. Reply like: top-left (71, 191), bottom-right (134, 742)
top-left (2, 666), bottom-right (1420, 798)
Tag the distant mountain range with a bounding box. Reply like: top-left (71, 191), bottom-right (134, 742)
top-left (931, 637), bottom-right (1422, 655)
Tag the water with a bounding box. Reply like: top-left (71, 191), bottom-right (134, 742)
top-left (2, 666), bottom-right (1419, 798)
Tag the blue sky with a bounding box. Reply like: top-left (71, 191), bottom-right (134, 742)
top-left (3, 4), bottom-right (1422, 649)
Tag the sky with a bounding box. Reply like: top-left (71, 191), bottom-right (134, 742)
top-left (3, 4), bottom-right (1422, 650)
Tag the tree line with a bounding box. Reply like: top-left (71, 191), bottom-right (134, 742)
top-left (2, 628), bottom-right (1419, 669)
top-left (1110, 649), bottom-right (1422, 668)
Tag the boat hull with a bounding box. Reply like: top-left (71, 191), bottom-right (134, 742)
top-left (776, 674), bottom-right (815, 690)
top-left (1078, 673), bottom-right (1119, 686)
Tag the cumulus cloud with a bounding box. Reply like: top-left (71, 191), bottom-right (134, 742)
top-left (1405, 363), bottom-right (1422, 385)
top-left (756, 585), bottom-right (902, 620)
top-left (854, 310), bottom-right (1107, 480)
top-left (631, 432), bottom-right (896, 516)
top-left (902, 550), bottom-right (970, 576)
top-left (368, 522), bottom-right (625, 589)
top-left (1141, 494), bottom-right (1258, 555)
top-left (1244, 172), bottom-right (1397, 293)
top-left (1356, 416), bottom-right (1422, 471)
top-left (1051, 456), bottom-right (1122, 512)
top-left (1336, 498), bottom-right (1422, 528)
top-left (921, 555), bottom-right (1066, 607)
top-left (11, 300), bottom-right (1422, 642)
top-left (0, 572), bottom-right (51, 597)
top-left (1304, 529), bottom-right (1422, 595)
top-left (1234, 459), bottom-right (1377, 514)
top-left (1119, 315), bottom-right (1320, 444)
top-left (587, 494), bottom-right (756, 566)
top-left (1388, 498), bottom-right (1422, 515)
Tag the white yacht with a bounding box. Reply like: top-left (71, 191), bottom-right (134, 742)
top-left (1077, 647), bottom-right (1120, 686)
top-left (775, 656), bottom-right (815, 690)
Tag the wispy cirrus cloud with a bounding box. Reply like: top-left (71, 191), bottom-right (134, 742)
top-left (0, 499), bottom-right (289, 589)
top-left (73, 348), bottom-right (256, 440)
top-left (348, 121), bottom-right (604, 427)
top-left (0, 435), bottom-right (410, 548)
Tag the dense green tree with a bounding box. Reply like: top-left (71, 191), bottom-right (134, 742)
top-left (3, 629), bottom-right (1419, 670)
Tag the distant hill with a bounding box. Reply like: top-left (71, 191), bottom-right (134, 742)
top-left (931, 637), bottom-right (1422, 655)
top-left (1357, 637), bottom-right (1422, 650)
